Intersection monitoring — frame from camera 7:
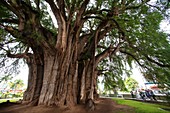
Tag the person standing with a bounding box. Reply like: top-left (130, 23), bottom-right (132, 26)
top-left (130, 90), bottom-right (135, 98)
top-left (145, 89), bottom-right (151, 100)
top-left (139, 90), bottom-right (146, 101)
top-left (149, 89), bottom-right (157, 101)
top-left (135, 90), bottom-right (140, 99)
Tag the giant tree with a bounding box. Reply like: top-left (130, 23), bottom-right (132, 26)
top-left (0, 0), bottom-right (170, 109)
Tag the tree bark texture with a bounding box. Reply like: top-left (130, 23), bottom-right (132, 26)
top-left (22, 40), bottom-right (97, 108)
top-left (23, 50), bottom-right (44, 106)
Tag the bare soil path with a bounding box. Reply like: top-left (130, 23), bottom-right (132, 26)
top-left (0, 98), bottom-right (134, 113)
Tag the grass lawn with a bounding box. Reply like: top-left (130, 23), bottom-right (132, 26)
top-left (0, 98), bottom-right (20, 103)
top-left (112, 98), bottom-right (170, 113)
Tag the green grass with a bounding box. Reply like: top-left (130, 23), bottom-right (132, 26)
top-left (0, 98), bottom-right (19, 103)
top-left (112, 98), bottom-right (170, 113)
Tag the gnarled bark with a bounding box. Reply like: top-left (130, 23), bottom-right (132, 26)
top-left (23, 48), bottom-right (44, 106)
top-left (22, 47), bottom-right (97, 109)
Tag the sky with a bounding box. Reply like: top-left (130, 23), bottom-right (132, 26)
top-left (131, 66), bottom-right (147, 88)
top-left (15, 65), bottom-right (28, 85)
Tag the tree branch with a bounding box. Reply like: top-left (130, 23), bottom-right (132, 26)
top-left (56, 0), bottom-right (66, 20)
top-left (95, 42), bottom-right (122, 65)
top-left (7, 47), bottom-right (30, 59)
top-left (112, 19), bottom-right (125, 39)
top-left (83, 16), bottom-right (104, 21)
top-left (120, 49), bottom-right (145, 68)
top-left (0, 0), bottom-right (21, 18)
top-left (45, 0), bottom-right (68, 51)
top-left (73, 0), bottom-right (90, 45)
top-left (144, 55), bottom-right (170, 67)
top-left (126, 43), bottom-right (170, 68)
top-left (0, 24), bottom-right (22, 40)
top-left (45, 0), bottom-right (62, 25)
top-left (35, 0), bottom-right (40, 11)
top-left (0, 18), bottom-right (18, 24)
top-left (75, 0), bottom-right (90, 25)
top-left (125, 0), bottom-right (150, 10)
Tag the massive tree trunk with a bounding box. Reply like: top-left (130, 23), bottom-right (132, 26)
top-left (20, 37), bottom-right (97, 108)
top-left (36, 45), bottom-right (97, 107)
top-left (23, 48), bottom-right (44, 106)
top-left (20, 39), bottom-right (98, 109)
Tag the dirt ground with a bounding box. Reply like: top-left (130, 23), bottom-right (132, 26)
top-left (0, 98), bottom-right (134, 113)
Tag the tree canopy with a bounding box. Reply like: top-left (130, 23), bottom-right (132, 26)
top-left (0, 0), bottom-right (170, 108)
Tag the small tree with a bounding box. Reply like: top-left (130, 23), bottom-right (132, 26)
top-left (9, 79), bottom-right (24, 98)
top-left (125, 77), bottom-right (138, 91)
top-left (9, 79), bottom-right (24, 90)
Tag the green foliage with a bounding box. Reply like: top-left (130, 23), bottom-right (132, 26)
top-left (0, 75), bottom-right (13, 83)
top-left (94, 1), bottom-right (170, 91)
top-left (0, 78), bottom-right (24, 99)
top-left (98, 57), bottom-right (129, 92)
top-left (113, 98), bottom-right (170, 113)
top-left (9, 79), bottom-right (24, 90)
top-left (125, 77), bottom-right (138, 91)
top-left (40, 2), bottom-right (56, 31)
top-left (0, 90), bottom-right (24, 99)
top-left (12, 92), bottom-right (24, 98)
top-left (0, 5), bottom-right (12, 18)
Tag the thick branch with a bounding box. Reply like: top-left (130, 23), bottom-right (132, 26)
top-left (144, 55), bottom-right (170, 67)
top-left (73, 0), bottom-right (90, 45)
top-left (112, 19), bottom-right (125, 39)
top-left (7, 47), bottom-right (30, 59)
top-left (56, 0), bottom-right (66, 20)
top-left (35, 0), bottom-right (40, 11)
top-left (0, 24), bottom-right (22, 39)
top-left (0, 0), bottom-right (21, 18)
top-left (95, 42), bottom-right (121, 65)
top-left (120, 49), bottom-right (145, 68)
top-left (128, 43), bottom-right (170, 68)
top-left (7, 52), bottom-right (31, 59)
top-left (78, 24), bottom-right (112, 56)
top-left (21, 1), bottom-right (39, 14)
top-left (0, 18), bottom-right (18, 24)
top-left (97, 25), bottom-right (114, 43)
top-left (95, 46), bottom-right (113, 65)
top-left (45, 0), bottom-right (67, 51)
top-left (75, 0), bottom-right (90, 25)
top-left (78, 34), bottom-right (92, 56)
top-left (45, 0), bottom-right (62, 25)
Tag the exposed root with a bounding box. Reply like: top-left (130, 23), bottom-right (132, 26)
top-left (86, 98), bottom-right (95, 111)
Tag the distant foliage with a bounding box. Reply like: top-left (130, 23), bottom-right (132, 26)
top-left (125, 77), bottom-right (138, 91)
